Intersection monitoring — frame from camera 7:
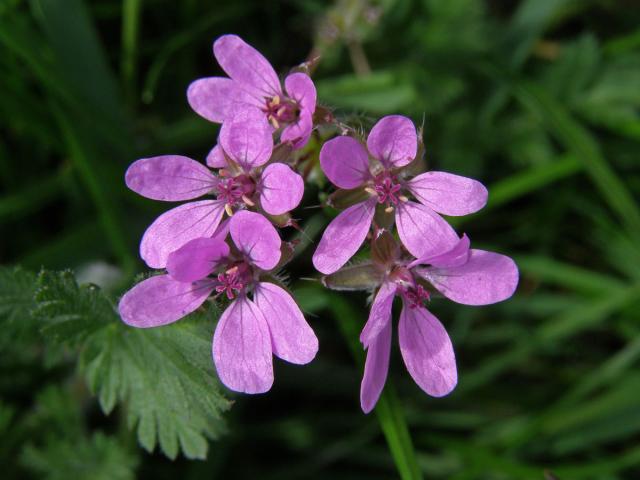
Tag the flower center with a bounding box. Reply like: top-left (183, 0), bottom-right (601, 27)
top-left (403, 285), bottom-right (430, 309)
top-left (215, 264), bottom-right (250, 300)
top-left (215, 174), bottom-right (255, 208)
top-left (263, 95), bottom-right (299, 129)
top-left (373, 172), bottom-right (403, 206)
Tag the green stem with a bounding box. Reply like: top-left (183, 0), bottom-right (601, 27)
top-left (121, 0), bottom-right (142, 106)
top-left (327, 294), bottom-right (423, 480)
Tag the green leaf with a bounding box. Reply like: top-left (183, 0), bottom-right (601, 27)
top-left (21, 431), bottom-right (138, 480)
top-left (32, 269), bottom-right (231, 459)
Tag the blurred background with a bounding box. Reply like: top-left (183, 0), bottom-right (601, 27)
top-left (2, 0), bottom-right (640, 478)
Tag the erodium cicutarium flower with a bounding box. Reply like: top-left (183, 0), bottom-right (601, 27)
top-left (119, 210), bottom-right (318, 394)
top-left (187, 34), bottom-right (317, 149)
top-left (323, 231), bottom-right (518, 413)
top-left (125, 109), bottom-right (303, 269)
top-left (312, 115), bottom-right (488, 274)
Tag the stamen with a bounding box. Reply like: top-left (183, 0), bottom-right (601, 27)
top-left (404, 285), bottom-right (430, 309)
top-left (224, 204), bottom-right (234, 216)
top-left (372, 172), bottom-right (403, 206)
top-left (215, 267), bottom-right (245, 300)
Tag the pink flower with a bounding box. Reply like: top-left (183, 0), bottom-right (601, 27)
top-left (125, 109), bottom-right (303, 269)
top-left (119, 210), bottom-right (318, 394)
top-left (312, 115), bottom-right (488, 274)
top-left (357, 233), bottom-right (518, 413)
top-left (187, 34), bottom-right (317, 149)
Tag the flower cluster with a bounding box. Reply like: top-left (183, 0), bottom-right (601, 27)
top-left (119, 34), bottom-right (519, 412)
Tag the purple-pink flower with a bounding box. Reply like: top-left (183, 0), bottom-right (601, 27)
top-left (119, 210), bottom-right (318, 394)
top-left (356, 233), bottom-right (518, 413)
top-left (312, 115), bottom-right (488, 274)
top-left (188, 34), bottom-right (317, 149)
top-left (125, 109), bottom-right (303, 269)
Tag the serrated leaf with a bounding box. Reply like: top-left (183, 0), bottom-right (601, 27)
top-left (31, 269), bottom-right (231, 459)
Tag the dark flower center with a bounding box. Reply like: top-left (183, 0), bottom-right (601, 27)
top-left (373, 171), bottom-right (403, 206)
top-left (215, 174), bottom-right (255, 207)
top-left (403, 285), bottom-right (430, 309)
top-left (263, 95), bottom-right (299, 128)
top-left (215, 263), bottom-right (251, 299)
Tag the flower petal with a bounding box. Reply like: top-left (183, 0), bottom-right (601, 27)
top-left (219, 108), bottom-right (273, 170)
top-left (312, 199), bottom-right (376, 275)
top-left (407, 171), bottom-right (488, 216)
top-left (206, 145), bottom-right (227, 169)
top-left (408, 234), bottom-right (470, 269)
top-left (230, 210), bottom-right (281, 270)
top-left (125, 156), bottom-right (216, 201)
top-left (319, 136), bottom-right (371, 189)
top-left (360, 281), bottom-right (397, 347)
top-left (212, 295), bottom-right (274, 394)
top-left (213, 34), bottom-right (281, 98)
top-left (395, 201), bottom-right (459, 259)
top-left (284, 72), bottom-right (316, 115)
top-left (140, 200), bottom-right (225, 269)
top-left (119, 275), bottom-right (214, 328)
top-left (416, 250), bottom-right (519, 306)
top-left (360, 320), bottom-right (392, 414)
top-left (399, 304), bottom-right (457, 397)
top-left (280, 110), bottom-right (313, 149)
top-left (166, 237), bottom-right (230, 283)
top-left (366, 115), bottom-right (417, 168)
top-left (253, 282), bottom-right (318, 364)
top-left (259, 163), bottom-right (304, 215)
top-left (187, 77), bottom-right (261, 123)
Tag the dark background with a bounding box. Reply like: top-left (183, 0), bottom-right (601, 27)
top-left (2, 0), bottom-right (640, 478)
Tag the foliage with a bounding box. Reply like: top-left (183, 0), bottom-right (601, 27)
top-left (0, 267), bottom-right (229, 467)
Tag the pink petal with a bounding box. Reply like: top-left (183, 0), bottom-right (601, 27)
top-left (212, 295), bottom-right (274, 394)
top-left (284, 72), bottom-right (316, 115)
top-left (229, 210), bottom-right (281, 270)
top-left (140, 200), bottom-right (225, 269)
top-left (415, 249), bottom-right (519, 306)
top-left (125, 156), bottom-right (216, 201)
top-left (319, 136), bottom-right (371, 189)
top-left (366, 115), bottom-right (417, 168)
top-left (360, 281), bottom-right (397, 347)
top-left (213, 34), bottom-right (281, 99)
top-left (398, 304), bottom-right (457, 397)
top-left (253, 282), bottom-right (318, 364)
top-left (119, 275), bottom-right (214, 328)
top-left (407, 171), bottom-right (488, 216)
top-left (395, 201), bottom-right (460, 259)
top-left (213, 218), bottom-right (231, 242)
top-left (312, 199), bottom-right (376, 275)
top-left (187, 77), bottom-right (261, 123)
top-left (280, 110), bottom-right (313, 149)
top-left (360, 320), bottom-right (392, 414)
top-left (219, 108), bottom-right (273, 170)
top-left (259, 163), bottom-right (304, 215)
top-left (166, 237), bottom-right (230, 283)
top-left (206, 145), bottom-right (227, 169)
top-left (408, 234), bottom-right (470, 269)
